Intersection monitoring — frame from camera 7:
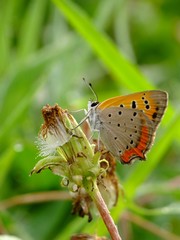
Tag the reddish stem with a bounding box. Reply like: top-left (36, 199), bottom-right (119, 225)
top-left (90, 183), bottom-right (122, 240)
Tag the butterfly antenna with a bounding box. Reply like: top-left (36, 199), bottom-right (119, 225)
top-left (83, 77), bottom-right (98, 102)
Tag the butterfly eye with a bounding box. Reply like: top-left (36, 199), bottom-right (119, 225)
top-left (91, 101), bottom-right (99, 107)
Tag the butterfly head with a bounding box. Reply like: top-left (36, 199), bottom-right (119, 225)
top-left (88, 100), bottom-right (99, 110)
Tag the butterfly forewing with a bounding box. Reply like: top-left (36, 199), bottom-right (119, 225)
top-left (98, 90), bottom-right (168, 128)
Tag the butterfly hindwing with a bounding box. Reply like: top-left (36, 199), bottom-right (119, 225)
top-left (97, 107), bottom-right (155, 164)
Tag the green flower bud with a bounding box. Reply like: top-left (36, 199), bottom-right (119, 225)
top-left (31, 104), bottom-right (119, 221)
top-left (31, 104), bottom-right (106, 191)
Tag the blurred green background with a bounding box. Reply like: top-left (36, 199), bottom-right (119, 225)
top-left (0, 0), bottom-right (180, 239)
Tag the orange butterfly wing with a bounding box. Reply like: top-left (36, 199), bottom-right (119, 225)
top-left (98, 90), bottom-right (168, 127)
top-left (97, 90), bottom-right (168, 163)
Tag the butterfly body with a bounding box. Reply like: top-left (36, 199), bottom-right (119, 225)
top-left (87, 90), bottom-right (168, 164)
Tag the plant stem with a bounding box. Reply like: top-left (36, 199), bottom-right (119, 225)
top-left (88, 182), bottom-right (122, 240)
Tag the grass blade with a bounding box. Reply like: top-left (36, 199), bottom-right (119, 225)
top-left (52, 0), bottom-right (152, 91)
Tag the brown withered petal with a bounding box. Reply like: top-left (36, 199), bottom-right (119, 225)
top-left (36, 104), bottom-right (72, 157)
top-left (71, 189), bottom-right (93, 222)
top-left (41, 104), bottom-right (71, 140)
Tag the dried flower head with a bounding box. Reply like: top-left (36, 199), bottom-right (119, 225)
top-left (36, 104), bottom-right (72, 157)
top-left (31, 104), bottom-right (119, 221)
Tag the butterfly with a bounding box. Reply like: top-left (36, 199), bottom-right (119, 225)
top-left (87, 90), bottom-right (168, 164)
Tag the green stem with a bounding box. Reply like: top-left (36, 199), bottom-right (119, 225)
top-left (88, 182), bottom-right (122, 240)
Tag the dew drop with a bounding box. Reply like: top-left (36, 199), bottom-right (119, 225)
top-left (62, 178), bottom-right (69, 187)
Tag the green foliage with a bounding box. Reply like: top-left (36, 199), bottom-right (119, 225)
top-left (0, 0), bottom-right (180, 239)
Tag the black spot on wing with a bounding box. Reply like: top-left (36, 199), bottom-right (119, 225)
top-left (132, 101), bottom-right (136, 109)
top-left (152, 112), bottom-right (157, 119)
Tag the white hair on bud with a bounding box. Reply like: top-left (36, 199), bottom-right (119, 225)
top-left (36, 118), bottom-right (71, 157)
